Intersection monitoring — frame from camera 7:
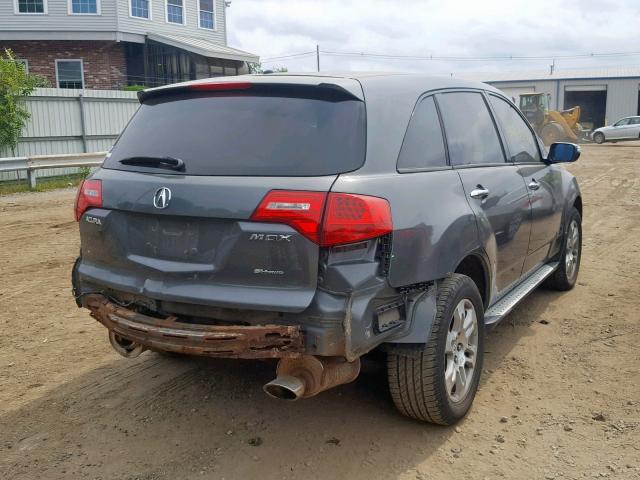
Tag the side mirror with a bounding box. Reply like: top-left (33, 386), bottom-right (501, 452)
top-left (547, 142), bottom-right (580, 163)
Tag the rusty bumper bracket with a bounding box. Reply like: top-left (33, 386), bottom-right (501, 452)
top-left (84, 294), bottom-right (303, 359)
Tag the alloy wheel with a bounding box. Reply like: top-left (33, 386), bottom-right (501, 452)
top-left (444, 299), bottom-right (479, 403)
top-left (565, 219), bottom-right (580, 280)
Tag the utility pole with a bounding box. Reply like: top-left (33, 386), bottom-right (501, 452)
top-left (316, 44), bottom-right (320, 72)
top-left (224, 1), bottom-right (231, 45)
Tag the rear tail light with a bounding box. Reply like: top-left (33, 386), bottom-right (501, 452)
top-left (321, 193), bottom-right (392, 246)
top-left (250, 190), bottom-right (392, 246)
top-left (251, 190), bottom-right (327, 244)
top-left (74, 179), bottom-right (102, 221)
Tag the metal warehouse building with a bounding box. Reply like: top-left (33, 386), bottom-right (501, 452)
top-left (461, 67), bottom-right (640, 131)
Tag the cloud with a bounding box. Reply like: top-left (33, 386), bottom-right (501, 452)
top-left (226, 0), bottom-right (640, 74)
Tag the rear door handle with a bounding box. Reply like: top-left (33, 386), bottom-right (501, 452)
top-left (528, 179), bottom-right (540, 191)
top-left (469, 186), bottom-right (490, 199)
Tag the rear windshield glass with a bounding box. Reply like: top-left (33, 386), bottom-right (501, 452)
top-left (104, 91), bottom-right (366, 176)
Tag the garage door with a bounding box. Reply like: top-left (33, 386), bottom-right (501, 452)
top-left (564, 85), bottom-right (607, 129)
top-left (497, 86), bottom-right (535, 105)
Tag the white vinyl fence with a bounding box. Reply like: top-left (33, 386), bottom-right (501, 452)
top-left (1, 88), bottom-right (139, 182)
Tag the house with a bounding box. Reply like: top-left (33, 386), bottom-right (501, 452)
top-left (0, 0), bottom-right (259, 90)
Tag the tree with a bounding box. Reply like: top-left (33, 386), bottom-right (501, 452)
top-left (248, 62), bottom-right (288, 74)
top-left (0, 49), bottom-right (48, 155)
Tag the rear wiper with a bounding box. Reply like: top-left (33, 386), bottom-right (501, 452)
top-left (119, 156), bottom-right (185, 171)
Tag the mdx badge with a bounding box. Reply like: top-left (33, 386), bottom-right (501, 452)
top-left (153, 187), bottom-right (172, 209)
top-left (249, 233), bottom-right (292, 242)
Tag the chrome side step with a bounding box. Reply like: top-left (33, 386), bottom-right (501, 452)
top-left (484, 262), bottom-right (558, 328)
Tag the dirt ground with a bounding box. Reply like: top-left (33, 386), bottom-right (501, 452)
top-left (1, 143), bottom-right (639, 480)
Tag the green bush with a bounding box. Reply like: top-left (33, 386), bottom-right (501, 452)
top-left (0, 49), bottom-right (48, 154)
top-left (248, 62), bottom-right (288, 74)
top-left (79, 166), bottom-right (91, 178)
top-left (122, 85), bottom-right (146, 92)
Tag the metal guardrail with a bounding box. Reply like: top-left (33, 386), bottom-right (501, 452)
top-left (0, 152), bottom-right (106, 188)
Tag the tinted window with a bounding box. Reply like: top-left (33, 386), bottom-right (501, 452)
top-left (56, 60), bottom-right (83, 89)
top-left (105, 93), bottom-right (366, 176)
top-left (438, 92), bottom-right (504, 166)
top-left (630, 117), bottom-right (640, 125)
top-left (489, 95), bottom-right (541, 163)
top-left (397, 96), bottom-right (447, 170)
top-left (18, 0), bottom-right (45, 13)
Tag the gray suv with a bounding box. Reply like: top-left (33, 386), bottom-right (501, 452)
top-left (72, 73), bottom-right (582, 425)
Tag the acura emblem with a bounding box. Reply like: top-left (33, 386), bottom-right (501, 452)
top-left (153, 187), bottom-right (172, 209)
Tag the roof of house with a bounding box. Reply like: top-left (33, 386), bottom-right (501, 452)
top-left (147, 33), bottom-right (259, 63)
top-left (456, 66), bottom-right (640, 83)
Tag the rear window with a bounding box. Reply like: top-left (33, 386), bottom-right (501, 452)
top-left (104, 91), bottom-right (366, 176)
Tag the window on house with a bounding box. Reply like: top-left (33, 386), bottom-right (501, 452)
top-left (17, 0), bottom-right (46, 14)
top-left (71, 0), bottom-right (99, 14)
top-left (56, 60), bottom-right (84, 89)
top-left (131, 0), bottom-right (150, 19)
top-left (199, 0), bottom-right (214, 29)
top-left (166, 0), bottom-right (184, 24)
top-left (17, 59), bottom-right (29, 73)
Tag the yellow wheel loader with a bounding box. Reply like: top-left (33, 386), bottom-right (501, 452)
top-left (518, 93), bottom-right (591, 145)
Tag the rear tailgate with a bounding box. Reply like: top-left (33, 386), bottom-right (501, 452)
top-left (76, 79), bottom-right (366, 313)
top-left (78, 172), bottom-right (336, 312)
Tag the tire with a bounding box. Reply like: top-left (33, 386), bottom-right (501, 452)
top-left (387, 274), bottom-right (484, 425)
top-left (544, 207), bottom-right (582, 291)
top-left (593, 132), bottom-right (605, 144)
top-left (541, 122), bottom-right (565, 145)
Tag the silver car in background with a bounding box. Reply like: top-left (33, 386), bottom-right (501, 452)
top-left (592, 116), bottom-right (640, 144)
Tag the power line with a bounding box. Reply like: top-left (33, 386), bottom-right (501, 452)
top-left (260, 49), bottom-right (640, 64)
top-left (322, 49), bottom-right (640, 61)
top-left (261, 51), bottom-right (316, 62)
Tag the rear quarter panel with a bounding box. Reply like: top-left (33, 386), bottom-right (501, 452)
top-left (331, 170), bottom-right (479, 287)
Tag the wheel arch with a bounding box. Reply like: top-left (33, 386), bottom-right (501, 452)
top-left (573, 195), bottom-right (583, 218)
top-left (383, 251), bottom-right (491, 347)
top-left (454, 252), bottom-right (490, 309)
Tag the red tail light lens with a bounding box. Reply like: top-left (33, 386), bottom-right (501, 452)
top-left (251, 190), bottom-right (392, 246)
top-left (74, 179), bottom-right (102, 221)
top-left (250, 190), bottom-right (327, 243)
top-left (321, 193), bottom-right (392, 246)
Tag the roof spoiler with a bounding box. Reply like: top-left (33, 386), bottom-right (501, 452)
top-left (137, 79), bottom-right (364, 103)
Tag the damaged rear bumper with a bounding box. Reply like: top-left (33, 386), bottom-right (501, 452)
top-left (84, 294), bottom-right (304, 359)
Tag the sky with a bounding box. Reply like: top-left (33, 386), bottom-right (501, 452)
top-left (226, 0), bottom-right (640, 76)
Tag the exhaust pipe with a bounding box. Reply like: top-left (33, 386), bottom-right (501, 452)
top-left (264, 356), bottom-right (361, 400)
top-left (108, 331), bottom-right (146, 358)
